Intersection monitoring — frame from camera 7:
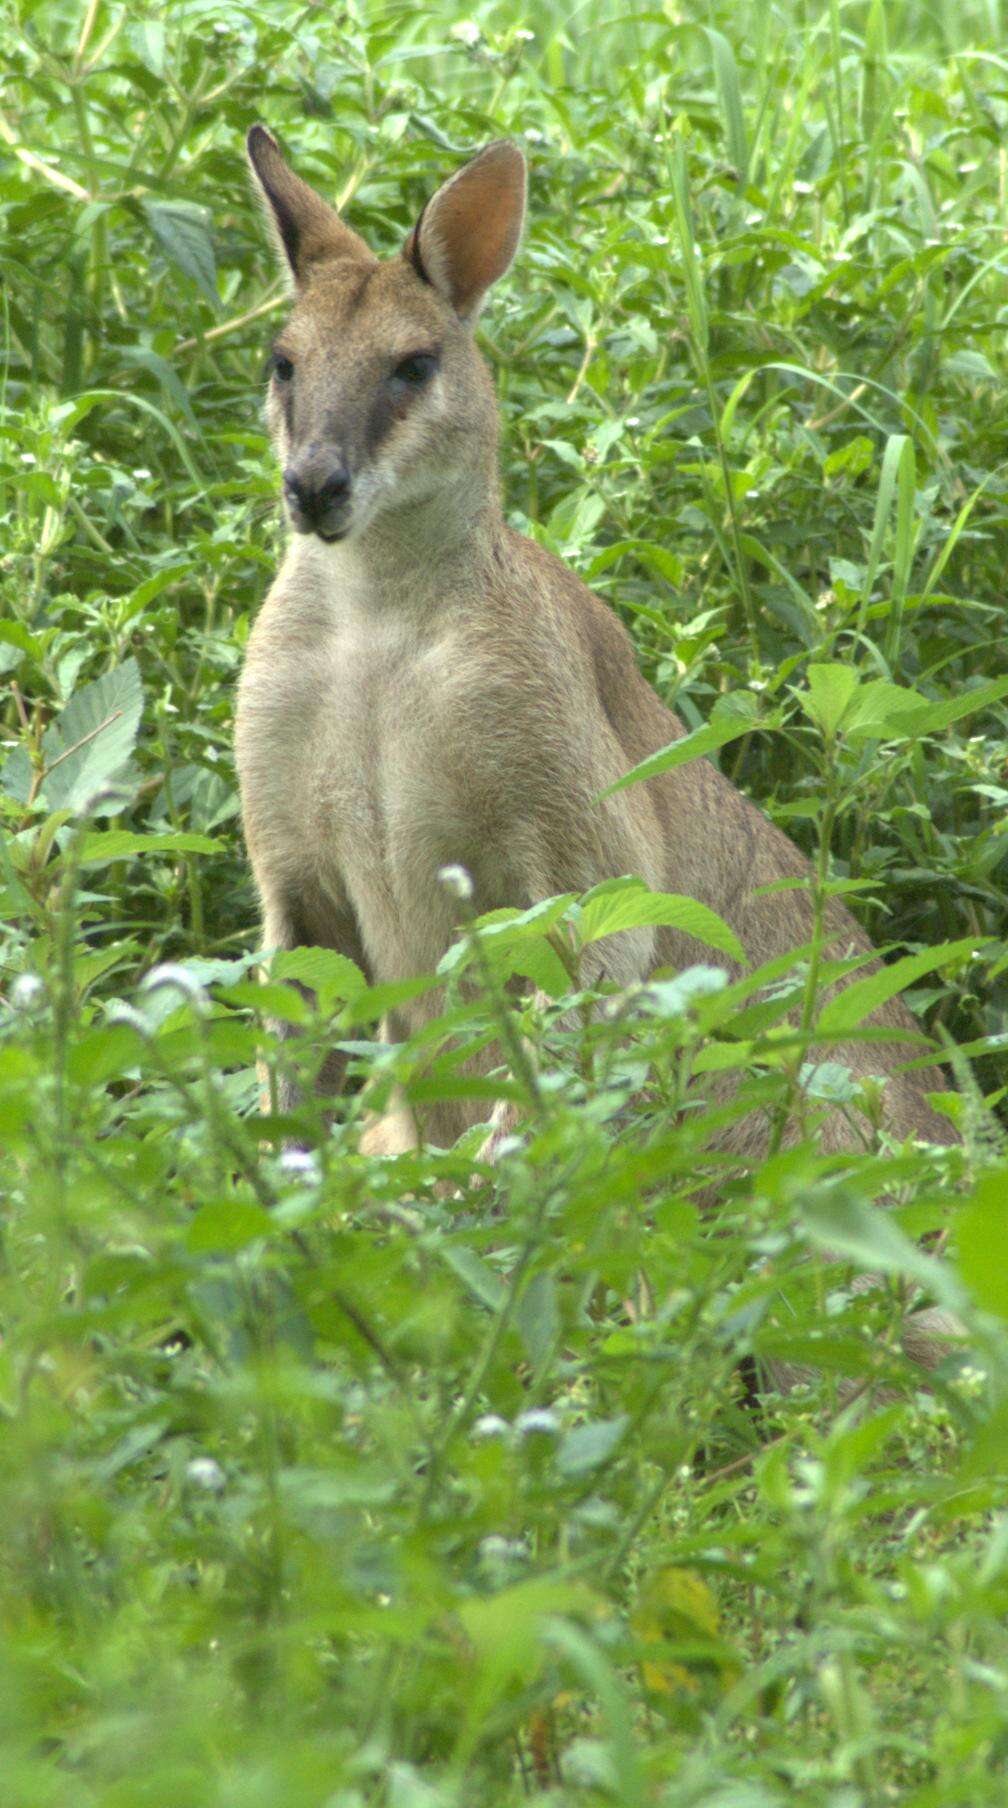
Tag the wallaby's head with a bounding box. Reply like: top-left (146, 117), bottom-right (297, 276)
top-left (247, 126), bottom-right (526, 547)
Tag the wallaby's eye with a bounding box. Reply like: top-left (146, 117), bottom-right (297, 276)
top-left (270, 351), bottom-right (294, 383)
top-left (391, 351), bottom-right (438, 389)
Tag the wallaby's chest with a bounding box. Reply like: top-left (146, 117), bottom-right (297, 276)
top-left (237, 593), bottom-right (510, 975)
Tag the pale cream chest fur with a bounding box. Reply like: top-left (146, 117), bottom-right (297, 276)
top-left (235, 546), bottom-right (530, 982)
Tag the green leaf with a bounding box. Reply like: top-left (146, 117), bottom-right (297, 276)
top-left (515, 1271), bottom-right (559, 1369)
top-left (187, 1198), bottom-right (273, 1253)
top-left (840, 678), bottom-right (926, 741)
top-left (898, 675), bottom-right (1008, 737)
top-left (598, 710), bottom-right (776, 799)
top-left (576, 877), bottom-right (743, 963)
top-left (557, 1414), bottom-right (629, 1476)
top-left (817, 937), bottom-right (984, 1035)
top-left (801, 663), bottom-right (860, 736)
top-left (956, 1169), bottom-right (1008, 1318)
top-left (143, 200), bottom-right (218, 304)
top-left (440, 1244), bottom-right (506, 1311)
top-left (704, 28), bottom-right (748, 179)
top-left (78, 830), bottom-right (220, 865)
top-left (38, 659), bottom-right (143, 813)
top-left (800, 1193), bottom-right (961, 1306)
top-left (271, 947), bottom-right (367, 1008)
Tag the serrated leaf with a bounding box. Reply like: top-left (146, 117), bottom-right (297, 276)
top-left (271, 947), bottom-right (367, 1008)
top-left (576, 877), bottom-right (743, 963)
top-left (801, 663), bottom-right (860, 736)
top-left (840, 678), bottom-right (926, 740)
top-left (343, 974), bottom-right (442, 1025)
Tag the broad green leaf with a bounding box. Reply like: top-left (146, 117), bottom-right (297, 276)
top-left (144, 200), bottom-right (219, 303)
top-left (515, 1271), bottom-right (559, 1368)
top-left (272, 947), bottom-right (367, 1007)
top-left (39, 659), bottom-right (143, 812)
top-left (840, 678), bottom-right (926, 741)
top-left (801, 663), bottom-right (860, 736)
top-left (576, 877), bottom-right (743, 963)
top-left (343, 973), bottom-right (441, 1025)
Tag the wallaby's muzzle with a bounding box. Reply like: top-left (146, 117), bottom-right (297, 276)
top-left (282, 454), bottom-right (352, 541)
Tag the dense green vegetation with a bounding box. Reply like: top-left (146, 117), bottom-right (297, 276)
top-left (3, 0), bottom-right (1008, 1801)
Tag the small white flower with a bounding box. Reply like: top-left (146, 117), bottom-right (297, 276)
top-left (472, 1414), bottom-right (509, 1440)
top-left (438, 863), bottom-right (474, 901)
top-left (187, 1457), bottom-right (226, 1492)
top-left (793, 179), bottom-right (814, 195)
top-left (626, 416), bottom-right (640, 427)
top-left (141, 963), bottom-right (208, 1005)
top-left (516, 27), bottom-right (535, 39)
top-left (20, 452), bottom-right (37, 466)
top-left (133, 466), bottom-right (152, 481)
top-left (106, 1002), bottom-right (148, 1033)
top-left (279, 1147), bottom-right (321, 1183)
top-left (11, 973), bottom-right (45, 1010)
top-left (515, 1408), bottom-right (559, 1438)
top-left (450, 19), bottom-right (481, 46)
top-left (524, 128), bottom-right (544, 144)
top-left (479, 1533), bottom-right (525, 1563)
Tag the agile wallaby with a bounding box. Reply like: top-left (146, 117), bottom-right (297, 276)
top-left (237, 128), bottom-right (958, 1370)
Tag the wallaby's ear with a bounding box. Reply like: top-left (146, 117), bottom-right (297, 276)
top-left (405, 140), bottom-right (526, 322)
top-left (246, 125), bottom-right (374, 284)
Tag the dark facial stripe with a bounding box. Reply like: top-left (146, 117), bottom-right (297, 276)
top-left (365, 386), bottom-right (403, 456)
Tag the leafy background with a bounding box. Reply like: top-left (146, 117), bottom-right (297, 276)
top-left (3, 0), bottom-right (1008, 1802)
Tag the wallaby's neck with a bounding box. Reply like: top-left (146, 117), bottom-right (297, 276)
top-left (291, 459), bottom-right (505, 612)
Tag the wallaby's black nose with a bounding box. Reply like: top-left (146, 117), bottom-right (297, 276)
top-left (283, 459), bottom-right (351, 532)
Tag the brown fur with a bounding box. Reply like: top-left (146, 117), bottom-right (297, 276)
top-left (237, 131), bottom-right (959, 1372)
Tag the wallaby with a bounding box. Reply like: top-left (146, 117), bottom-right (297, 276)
top-left (237, 127), bottom-right (959, 1374)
